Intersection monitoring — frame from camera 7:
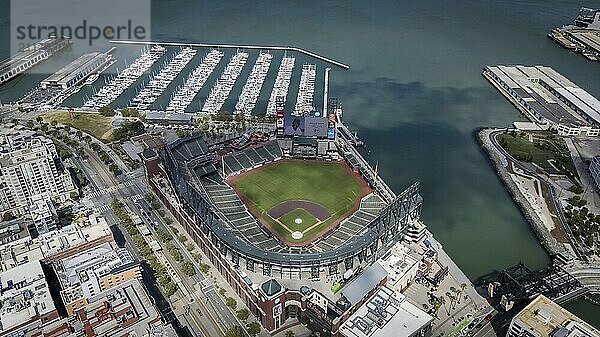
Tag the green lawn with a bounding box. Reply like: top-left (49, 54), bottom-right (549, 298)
top-left (497, 132), bottom-right (579, 181)
top-left (279, 208), bottom-right (319, 232)
top-left (231, 160), bottom-right (366, 243)
top-left (42, 111), bottom-right (113, 140)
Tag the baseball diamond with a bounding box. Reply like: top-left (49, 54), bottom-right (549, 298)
top-left (228, 159), bottom-right (371, 244)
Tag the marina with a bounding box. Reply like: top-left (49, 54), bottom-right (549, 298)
top-left (131, 47), bottom-right (197, 110)
top-left (19, 49), bottom-right (116, 109)
top-left (0, 37), bottom-right (72, 85)
top-left (110, 39), bottom-right (349, 70)
top-left (201, 52), bottom-right (248, 114)
top-left (166, 49), bottom-right (224, 113)
top-left (83, 45), bottom-right (166, 110)
top-left (234, 52), bottom-right (272, 116)
top-left (293, 63), bottom-right (317, 115)
top-left (266, 56), bottom-right (295, 116)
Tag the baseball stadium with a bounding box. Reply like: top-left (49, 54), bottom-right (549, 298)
top-left (145, 97), bottom-right (424, 335)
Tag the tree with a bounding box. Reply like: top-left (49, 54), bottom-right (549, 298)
top-left (36, 116), bottom-right (43, 123)
top-left (99, 106), bottom-right (115, 116)
top-left (236, 308), bottom-right (249, 322)
top-left (224, 326), bottom-right (244, 337)
top-left (246, 322), bottom-right (260, 337)
top-left (285, 331), bottom-right (295, 337)
top-left (120, 108), bottom-right (139, 117)
top-left (226, 297), bottom-right (237, 310)
top-left (181, 261), bottom-right (196, 277)
top-left (2, 211), bottom-right (15, 222)
top-left (70, 191), bottom-right (79, 200)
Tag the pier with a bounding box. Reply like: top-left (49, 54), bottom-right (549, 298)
top-left (266, 55), bottom-right (295, 116)
top-left (84, 45), bottom-right (165, 109)
top-left (132, 47), bottom-right (197, 110)
top-left (166, 49), bottom-right (224, 112)
top-left (110, 40), bottom-right (350, 70)
top-left (0, 37), bottom-right (72, 85)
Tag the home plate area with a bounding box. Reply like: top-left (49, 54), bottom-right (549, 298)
top-left (268, 202), bottom-right (330, 240)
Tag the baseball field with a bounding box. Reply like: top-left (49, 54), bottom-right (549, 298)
top-left (229, 159), bottom-right (370, 244)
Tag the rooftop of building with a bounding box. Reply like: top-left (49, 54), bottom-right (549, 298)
top-left (513, 295), bottom-right (600, 337)
top-left (0, 212), bottom-right (112, 272)
top-left (377, 243), bottom-right (420, 289)
top-left (42, 279), bottom-right (175, 337)
top-left (485, 65), bottom-right (600, 126)
top-left (339, 286), bottom-right (433, 337)
top-left (0, 260), bottom-right (56, 334)
top-left (57, 242), bottom-right (136, 289)
top-left (0, 127), bottom-right (56, 165)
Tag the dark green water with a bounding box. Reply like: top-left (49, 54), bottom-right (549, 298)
top-left (1, 0), bottom-right (599, 326)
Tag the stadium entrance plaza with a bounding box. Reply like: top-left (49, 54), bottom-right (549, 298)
top-left (403, 235), bottom-right (493, 336)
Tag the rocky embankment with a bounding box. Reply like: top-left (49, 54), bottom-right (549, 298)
top-left (477, 128), bottom-right (565, 256)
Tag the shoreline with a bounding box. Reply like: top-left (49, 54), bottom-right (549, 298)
top-left (475, 127), bottom-right (566, 258)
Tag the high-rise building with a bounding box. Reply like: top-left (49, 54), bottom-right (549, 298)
top-left (0, 128), bottom-right (76, 215)
top-left (506, 294), bottom-right (600, 337)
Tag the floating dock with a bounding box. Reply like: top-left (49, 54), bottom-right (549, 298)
top-left (0, 37), bottom-right (72, 85)
top-left (110, 40), bottom-right (350, 70)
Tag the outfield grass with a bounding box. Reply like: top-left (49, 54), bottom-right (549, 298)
top-left (279, 209), bottom-right (318, 232)
top-left (42, 111), bottom-right (113, 140)
top-left (231, 160), bottom-right (366, 243)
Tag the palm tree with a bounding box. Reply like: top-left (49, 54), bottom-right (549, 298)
top-left (457, 283), bottom-right (467, 305)
top-left (440, 296), bottom-right (449, 317)
top-left (446, 292), bottom-right (455, 313)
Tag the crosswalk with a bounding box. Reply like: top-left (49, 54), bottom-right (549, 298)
top-left (98, 204), bottom-right (111, 212)
top-left (131, 194), bottom-right (144, 202)
top-left (87, 181), bottom-right (136, 198)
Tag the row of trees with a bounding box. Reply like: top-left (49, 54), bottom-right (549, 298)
top-left (111, 199), bottom-right (178, 296)
top-left (145, 193), bottom-right (197, 277)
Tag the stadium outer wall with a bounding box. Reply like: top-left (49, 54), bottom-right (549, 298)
top-left (143, 148), bottom-right (423, 335)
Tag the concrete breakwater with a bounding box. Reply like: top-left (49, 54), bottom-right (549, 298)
top-left (476, 128), bottom-right (565, 257)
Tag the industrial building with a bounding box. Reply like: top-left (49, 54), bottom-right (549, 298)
top-left (0, 37), bottom-right (72, 85)
top-left (0, 128), bottom-right (76, 215)
top-left (506, 294), bottom-right (600, 337)
top-left (41, 52), bottom-right (113, 90)
top-left (548, 8), bottom-right (600, 62)
top-left (483, 65), bottom-right (600, 136)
